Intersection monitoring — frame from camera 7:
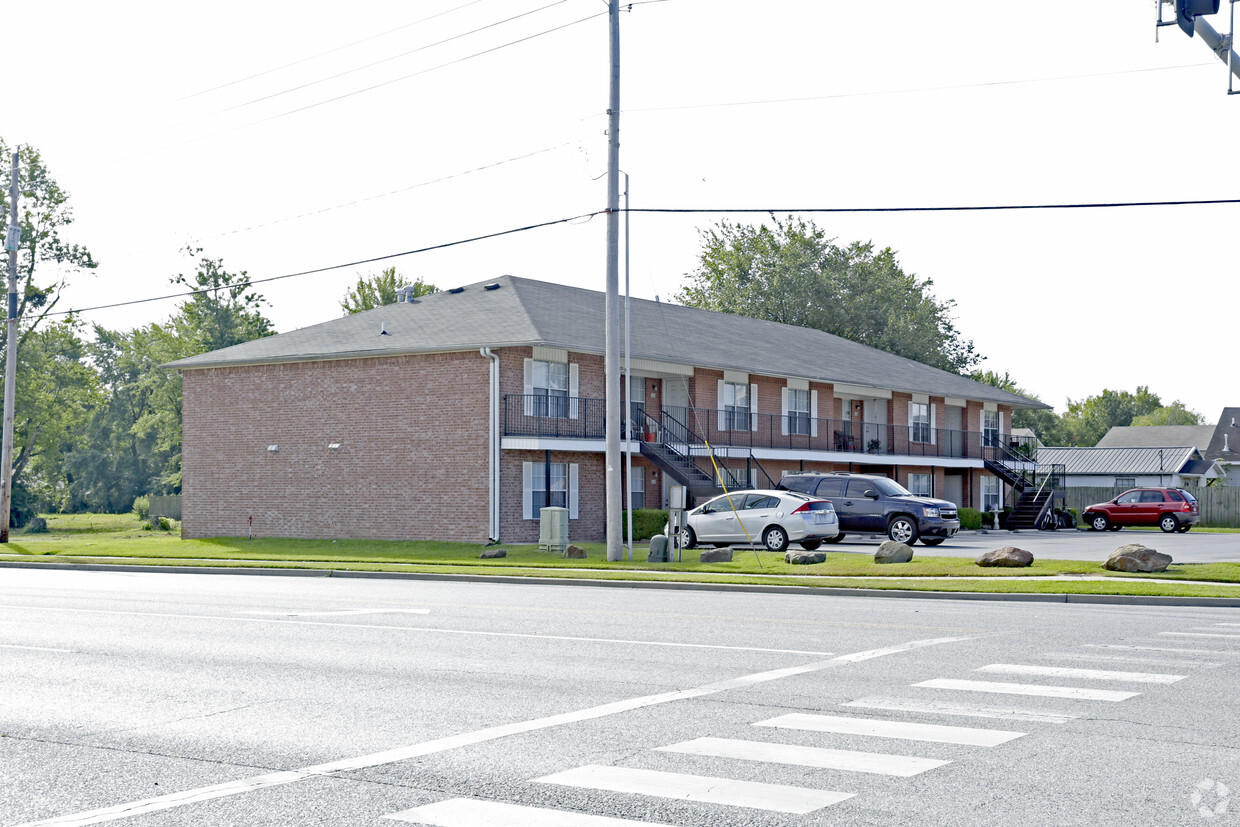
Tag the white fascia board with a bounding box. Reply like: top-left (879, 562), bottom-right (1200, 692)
top-left (739, 447), bottom-right (984, 469)
top-left (503, 437), bottom-right (640, 453)
top-left (833, 383), bottom-right (893, 400)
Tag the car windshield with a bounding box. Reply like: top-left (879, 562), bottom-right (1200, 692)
top-left (872, 477), bottom-right (914, 497)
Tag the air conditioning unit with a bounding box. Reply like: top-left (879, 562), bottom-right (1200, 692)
top-left (538, 506), bottom-right (569, 552)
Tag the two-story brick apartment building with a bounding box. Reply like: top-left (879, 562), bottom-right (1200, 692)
top-left (169, 275), bottom-right (1047, 543)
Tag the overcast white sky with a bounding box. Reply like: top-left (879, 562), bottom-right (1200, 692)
top-left (6, 1), bottom-right (1238, 423)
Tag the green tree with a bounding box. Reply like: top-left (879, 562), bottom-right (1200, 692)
top-left (340, 267), bottom-right (436, 314)
top-left (677, 216), bottom-right (980, 373)
top-left (1060, 387), bottom-right (1164, 446)
top-left (970, 369), bottom-right (1067, 445)
top-left (1131, 402), bottom-right (1205, 427)
top-left (172, 248), bottom-right (275, 351)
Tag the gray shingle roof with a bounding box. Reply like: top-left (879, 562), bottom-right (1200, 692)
top-left (167, 275), bottom-right (1046, 409)
top-left (1037, 446), bottom-right (1200, 475)
top-left (1202, 408), bottom-right (1240, 462)
top-left (1095, 425), bottom-right (1215, 449)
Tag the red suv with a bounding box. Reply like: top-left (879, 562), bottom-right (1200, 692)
top-left (1082, 488), bottom-right (1200, 533)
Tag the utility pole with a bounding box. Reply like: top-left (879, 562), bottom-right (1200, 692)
top-left (1, 152), bottom-right (20, 543)
top-left (604, 0), bottom-right (622, 562)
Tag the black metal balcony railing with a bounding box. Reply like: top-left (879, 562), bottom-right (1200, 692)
top-left (503, 395), bottom-right (1038, 462)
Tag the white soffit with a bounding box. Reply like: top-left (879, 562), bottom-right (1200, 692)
top-left (912, 393), bottom-right (929, 405)
top-left (532, 346), bottom-right (568, 362)
top-left (787, 377), bottom-right (810, 391)
top-left (723, 370), bottom-right (749, 384)
top-left (983, 401), bottom-right (998, 412)
top-left (627, 358), bottom-right (694, 377)
top-left (945, 397), bottom-right (967, 408)
top-left (834, 383), bottom-right (892, 400)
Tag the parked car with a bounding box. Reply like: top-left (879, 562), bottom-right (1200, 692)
top-left (1082, 488), bottom-right (1200, 533)
top-left (675, 489), bottom-right (839, 552)
top-left (777, 472), bottom-right (960, 546)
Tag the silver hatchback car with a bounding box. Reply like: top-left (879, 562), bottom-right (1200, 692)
top-left (680, 489), bottom-right (839, 552)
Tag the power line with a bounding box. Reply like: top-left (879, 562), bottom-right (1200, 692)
top-left (48, 211), bottom-right (604, 319)
top-left (625, 197), bottom-right (1240, 215)
top-left (175, 0), bottom-right (491, 101)
top-left (625, 62), bottom-right (1218, 114)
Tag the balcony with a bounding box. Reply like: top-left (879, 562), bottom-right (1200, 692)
top-left (502, 395), bottom-right (1037, 463)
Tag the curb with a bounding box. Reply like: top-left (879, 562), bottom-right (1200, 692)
top-left (4, 559), bottom-right (1240, 608)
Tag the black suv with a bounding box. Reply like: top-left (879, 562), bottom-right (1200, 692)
top-left (777, 472), bottom-right (960, 546)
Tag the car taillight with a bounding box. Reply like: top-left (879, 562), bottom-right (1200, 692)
top-left (792, 503), bottom-right (811, 513)
top-left (792, 502), bottom-right (831, 514)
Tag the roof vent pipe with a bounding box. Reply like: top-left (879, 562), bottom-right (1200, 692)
top-left (380, 321), bottom-right (389, 336)
top-left (1225, 434), bottom-right (1231, 452)
top-left (1232, 417), bottom-right (1236, 426)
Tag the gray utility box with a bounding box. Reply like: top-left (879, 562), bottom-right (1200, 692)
top-left (647, 534), bottom-right (669, 563)
top-left (538, 507), bottom-right (569, 552)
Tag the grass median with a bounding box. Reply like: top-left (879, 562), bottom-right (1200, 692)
top-left (3, 513), bottom-right (1239, 598)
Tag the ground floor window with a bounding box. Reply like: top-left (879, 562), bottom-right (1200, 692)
top-left (908, 472), bottom-right (932, 498)
top-left (716, 466), bottom-right (757, 490)
top-left (630, 467), bottom-right (645, 510)
top-left (981, 475), bottom-right (1001, 511)
top-left (1114, 476), bottom-right (1136, 488)
top-left (522, 462), bottom-right (579, 519)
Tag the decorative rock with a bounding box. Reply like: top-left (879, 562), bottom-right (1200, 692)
top-left (875, 540), bottom-right (913, 564)
top-left (26, 516), bottom-right (48, 533)
top-left (1104, 543), bottom-right (1172, 573)
top-left (785, 550), bottom-right (826, 565)
top-left (976, 547), bottom-right (1034, 568)
top-left (480, 548), bottom-right (506, 559)
top-left (563, 544), bottom-right (587, 559)
top-left (699, 548), bottom-right (734, 563)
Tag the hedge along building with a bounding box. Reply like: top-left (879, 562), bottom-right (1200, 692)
top-left (168, 275), bottom-right (1048, 543)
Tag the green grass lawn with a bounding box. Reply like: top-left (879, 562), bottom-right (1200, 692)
top-left (2, 513), bottom-right (1238, 598)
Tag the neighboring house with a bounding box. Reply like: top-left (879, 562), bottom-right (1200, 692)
top-left (1200, 408), bottom-right (1240, 486)
top-left (1036, 446), bottom-right (1224, 489)
top-left (1010, 427), bottom-right (1044, 450)
top-left (1097, 412), bottom-right (1240, 485)
top-left (168, 275), bottom-right (1048, 543)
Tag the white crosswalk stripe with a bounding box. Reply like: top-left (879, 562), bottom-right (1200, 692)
top-left (533, 765), bottom-right (853, 814)
top-left (914, 678), bottom-right (1139, 702)
top-left (656, 737), bottom-right (950, 776)
top-left (976, 664), bottom-right (1185, 684)
top-left (843, 696), bottom-right (1079, 724)
top-left (755, 713), bottom-right (1025, 746)
top-left (1082, 644), bottom-right (1238, 656)
top-left (383, 799), bottom-right (669, 825)
top-left (1159, 632), bottom-right (1240, 639)
top-left (1038, 652), bottom-right (1220, 668)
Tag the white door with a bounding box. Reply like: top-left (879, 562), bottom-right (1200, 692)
top-left (944, 475), bottom-right (963, 508)
top-left (864, 398), bottom-right (888, 452)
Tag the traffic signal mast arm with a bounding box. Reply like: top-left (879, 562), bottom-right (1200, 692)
top-left (1158, 0), bottom-right (1240, 88)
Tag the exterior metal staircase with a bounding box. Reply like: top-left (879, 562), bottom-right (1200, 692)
top-left (637, 411), bottom-right (720, 502)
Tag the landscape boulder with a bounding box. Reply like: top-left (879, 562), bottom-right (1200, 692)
top-left (1104, 543), bottom-right (1172, 573)
top-left (875, 540), bottom-right (913, 564)
top-left (699, 548), bottom-right (734, 563)
top-left (785, 550), bottom-right (826, 565)
top-left (480, 548), bottom-right (506, 559)
top-left (563, 544), bottom-right (587, 559)
top-left (976, 547), bottom-right (1034, 568)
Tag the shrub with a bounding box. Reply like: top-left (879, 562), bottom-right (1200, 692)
top-left (132, 496), bottom-right (150, 521)
top-left (157, 517), bottom-right (173, 531)
top-left (958, 507), bottom-right (982, 530)
top-left (622, 509), bottom-right (669, 541)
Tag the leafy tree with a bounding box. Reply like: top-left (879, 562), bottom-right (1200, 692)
top-left (970, 369), bottom-right (1067, 446)
top-left (677, 216), bottom-right (980, 373)
top-left (1131, 403), bottom-right (1205, 427)
top-left (1060, 387), bottom-right (1164, 447)
top-left (172, 248), bottom-right (274, 351)
top-left (340, 267), bottom-right (436, 314)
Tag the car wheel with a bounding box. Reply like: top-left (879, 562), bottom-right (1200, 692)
top-left (821, 534), bottom-right (845, 544)
top-left (921, 538), bottom-right (945, 546)
top-left (762, 526), bottom-right (789, 552)
top-left (1159, 514), bottom-right (1180, 533)
top-left (1089, 514), bottom-right (1110, 532)
top-left (681, 526), bottom-right (696, 549)
top-left (887, 516), bottom-right (919, 545)
top-left (799, 539), bottom-right (822, 551)
top-left (1177, 524), bottom-right (1192, 533)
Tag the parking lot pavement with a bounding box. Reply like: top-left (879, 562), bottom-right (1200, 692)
top-left (827, 528), bottom-right (1240, 563)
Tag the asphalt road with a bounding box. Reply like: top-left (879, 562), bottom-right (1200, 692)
top-left (807, 527), bottom-right (1240, 563)
top-left (2, 568), bottom-right (1239, 826)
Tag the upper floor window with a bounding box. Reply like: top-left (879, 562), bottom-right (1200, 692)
top-left (721, 381), bottom-right (749, 431)
top-left (787, 388), bottom-right (810, 436)
top-left (531, 359), bottom-right (568, 418)
top-left (910, 402), bottom-right (931, 444)
top-left (983, 409), bottom-right (1000, 447)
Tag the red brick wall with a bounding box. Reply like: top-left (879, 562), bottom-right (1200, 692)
top-left (500, 450), bottom-right (606, 543)
top-left (181, 351), bottom-right (490, 541)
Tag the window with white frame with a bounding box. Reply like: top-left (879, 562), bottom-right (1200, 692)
top-left (721, 381), bottom-right (749, 431)
top-left (787, 388), bottom-right (811, 435)
top-left (716, 466), bottom-right (756, 490)
top-left (910, 402), bottom-right (931, 444)
top-left (522, 462), bottom-right (579, 518)
top-left (630, 468), bottom-right (645, 510)
top-left (531, 359), bottom-right (568, 418)
top-left (908, 473), bottom-right (932, 497)
top-left (983, 409), bottom-right (1000, 447)
top-left (981, 475), bottom-right (1001, 511)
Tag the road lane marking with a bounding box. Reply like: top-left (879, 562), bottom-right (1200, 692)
top-left (1158, 632), bottom-right (1240, 639)
top-left (842, 696), bottom-right (1078, 724)
top-left (383, 798), bottom-right (669, 825)
top-left (0, 604), bottom-right (834, 657)
top-left (976, 664), bottom-right (1185, 684)
top-left (15, 635), bottom-right (968, 826)
top-left (0, 643), bottom-right (73, 653)
top-left (1211, 623), bottom-right (1240, 627)
top-left (914, 678), bottom-right (1139, 702)
top-left (1039, 652), bottom-right (1220, 668)
top-left (532, 765), bottom-right (853, 814)
top-left (755, 713), bottom-right (1025, 746)
top-left (240, 609), bottom-right (431, 617)
top-left (1082, 644), bottom-right (1238, 656)
top-left (657, 737), bottom-right (949, 777)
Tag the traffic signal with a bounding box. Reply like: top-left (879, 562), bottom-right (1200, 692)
top-left (1177, 0), bottom-right (1220, 37)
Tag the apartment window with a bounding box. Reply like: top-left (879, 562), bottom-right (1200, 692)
top-left (630, 468), bottom-right (645, 510)
top-left (1115, 476), bottom-right (1136, 489)
top-left (531, 359), bottom-right (568, 418)
top-left (910, 402), bottom-right (931, 444)
top-left (908, 473), bottom-right (932, 498)
top-left (981, 475), bottom-right (1001, 511)
top-left (716, 466), bottom-right (756, 490)
top-left (983, 410), bottom-right (1000, 447)
top-left (787, 389), bottom-right (810, 436)
top-left (523, 462), bottom-right (579, 519)
top-left (722, 381), bottom-right (749, 431)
